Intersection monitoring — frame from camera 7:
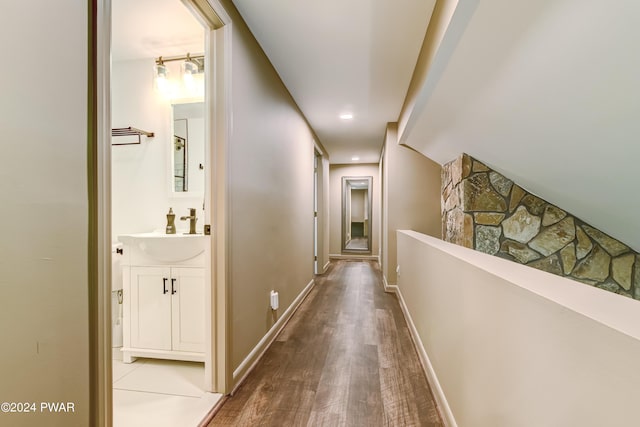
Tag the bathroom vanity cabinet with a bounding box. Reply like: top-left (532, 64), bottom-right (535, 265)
top-left (118, 233), bottom-right (206, 363)
top-left (129, 267), bottom-right (204, 356)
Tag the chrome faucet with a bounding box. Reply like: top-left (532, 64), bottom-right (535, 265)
top-left (180, 208), bottom-right (198, 234)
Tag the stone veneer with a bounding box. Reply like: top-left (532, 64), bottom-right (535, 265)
top-left (442, 153), bottom-right (640, 300)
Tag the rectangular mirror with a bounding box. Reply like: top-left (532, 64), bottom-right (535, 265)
top-left (172, 101), bottom-right (204, 194)
top-left (342, 176), bottom-right (372, 253)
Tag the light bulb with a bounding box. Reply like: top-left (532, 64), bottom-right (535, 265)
top-left (183, 60), bottom-right (198, 76)
top-left (154, 62), bottom-right (168, 91)
top-left (155, 62), bottom-right (167, 79)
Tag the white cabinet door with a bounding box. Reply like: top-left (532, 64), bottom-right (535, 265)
top-left (130, 266), bottom-right (172, 351)
top-left (171, 267), bottom-right (205, 353)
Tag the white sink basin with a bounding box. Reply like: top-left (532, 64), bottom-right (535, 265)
top-left (118, 232), bottom-right (205, 263)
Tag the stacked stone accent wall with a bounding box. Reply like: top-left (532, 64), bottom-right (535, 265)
top-left (442, 153), bottom-right (640, 300)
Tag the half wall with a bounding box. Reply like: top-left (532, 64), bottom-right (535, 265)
top-left (397, 230), bottom-right (640, 426)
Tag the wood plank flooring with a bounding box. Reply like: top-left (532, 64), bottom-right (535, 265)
top-left (208, 260), bottom-right (442, 427)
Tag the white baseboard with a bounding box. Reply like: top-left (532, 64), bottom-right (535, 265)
top-left (322, 261), bottom-right (330, 273)
top-left (231, 278), bottom-right (316, 393)
top-left (329, 253), bottom-right (378, 260)
top-left (382, 275), bottom-right (398, 293)
top-left (393, 286), bottom-right (457, 427)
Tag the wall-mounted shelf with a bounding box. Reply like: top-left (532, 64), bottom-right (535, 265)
top-left (112, 127), bottom-right (155, 146)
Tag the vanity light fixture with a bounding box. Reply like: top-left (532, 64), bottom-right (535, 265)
top-left (155, 53), bottom-right (204, 98)
top-left (340, 113), bottom-right (354, 120)
top-left (155, 54), bottom-right (204, 97)
top-left (155, 53), bottom-right (204, 76)
top-left (351, 156), bottom-right (360, 161)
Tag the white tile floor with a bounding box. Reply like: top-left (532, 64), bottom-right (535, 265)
top-left (112, 349), bottom-right (222, 427)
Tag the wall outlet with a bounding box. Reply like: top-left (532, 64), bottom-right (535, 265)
top-left (270, 290), bottom-right (279, 310)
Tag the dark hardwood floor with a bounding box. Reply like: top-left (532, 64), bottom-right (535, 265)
top-left (208, 260), bottom-right (442, 427)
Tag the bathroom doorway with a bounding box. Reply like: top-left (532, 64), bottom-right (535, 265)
top-left (98, 0), bottom-right (232, 425)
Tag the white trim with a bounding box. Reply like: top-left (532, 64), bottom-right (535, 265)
top-left (322, 260), bottom-right (331, 273)
top-left (182, 0), bottom-right (233, 394)
top-left (202, 23), bottom-right (215, 392)
top-left (94, 1), bottom-right (112, 426)
top-left (329, 253), bottom-right (379, 261)
top-left (211, 9), bottom-right (233, 396)
top-left (394, 285), bottom-right (457, 427)
top-left (382, 275), bottom-right (398, 293)
top-left (121, 348), bottom-right (205, 363)
top-left (205, 0), bottom-right (231, 24)
top-left (232, 279), bottom-right (316, 393)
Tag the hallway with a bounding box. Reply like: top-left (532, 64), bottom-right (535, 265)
top-left (209, 260), bottom-right (442, 426)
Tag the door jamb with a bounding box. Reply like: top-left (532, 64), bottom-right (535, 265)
top-left (91, 0), bottom-right (113, 425)
top-left (180, 0), bottom-right (233, 395)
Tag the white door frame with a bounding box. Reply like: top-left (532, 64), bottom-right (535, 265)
top-left (92, 0), bottom-right (232, 424)
top-left (182, 0), bottom-right (233, 395)
top-left (91, 1), bottom-right (114, 426)
top-left (313, 150), bottom-right (319, 274)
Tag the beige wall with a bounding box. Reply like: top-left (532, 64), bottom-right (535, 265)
top-left (397, 230), bottom-right (640, 426)
top-left (329, 164), bottom-right (380, 256)
top-left (221, 0), bottom-right (321, 373)
top-left (0, 1), bottom-right (90, 425)
top-left (381, 123), bottom-right (441, 284)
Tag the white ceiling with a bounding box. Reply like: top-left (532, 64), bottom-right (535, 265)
top-left (232, 0), bottom-right (436, 164)
top-left (400, 0), bottom-right (640, 250)
top-left (112, 0), bottom-right (204, 61)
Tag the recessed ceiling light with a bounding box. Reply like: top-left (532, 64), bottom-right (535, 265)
top-left (340, 113), bottom-right (354, 120)
top-left (351, 156), bottom-right (360, 161)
